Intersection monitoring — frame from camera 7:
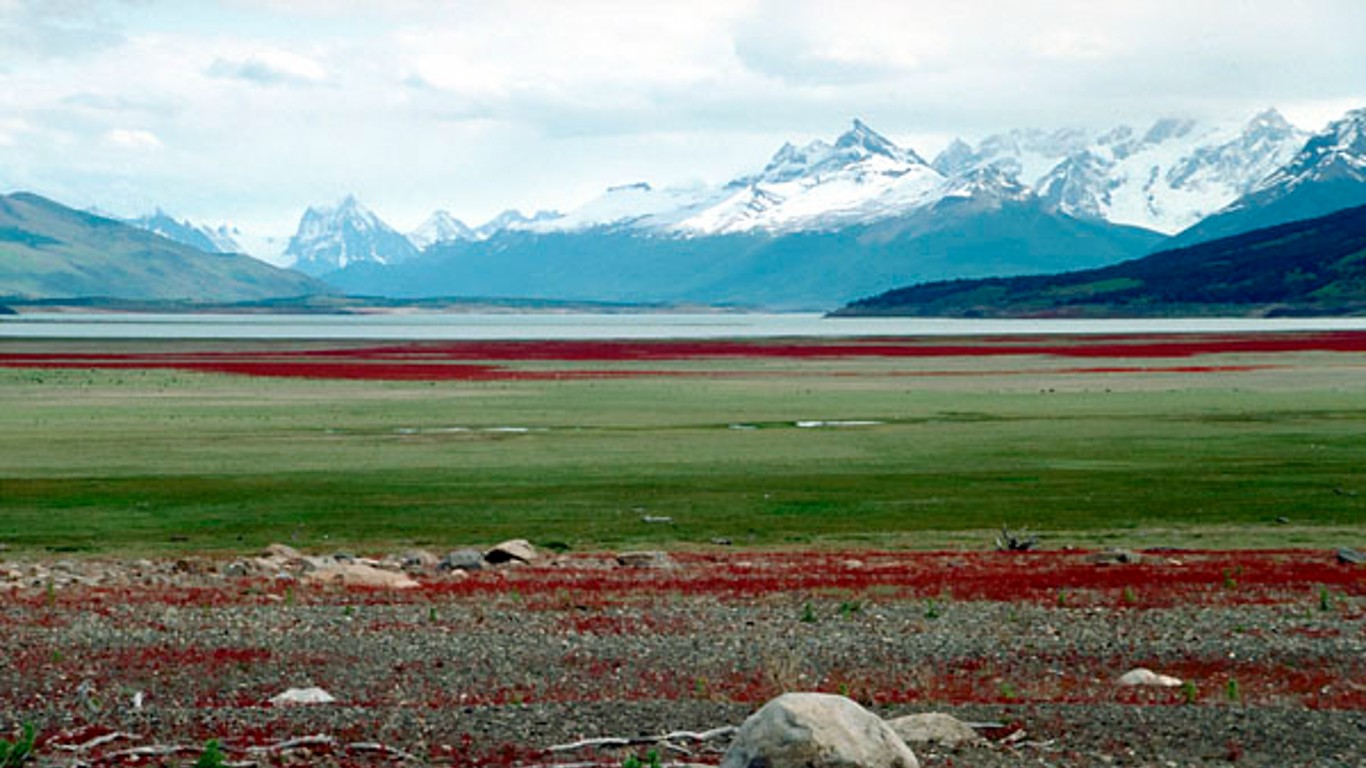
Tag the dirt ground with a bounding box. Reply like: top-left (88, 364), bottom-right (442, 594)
top-left (1, 546), bottom-right (1362, 767)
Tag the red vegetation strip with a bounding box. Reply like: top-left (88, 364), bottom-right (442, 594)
top-left (3, 332), bottom-right (1364, 381)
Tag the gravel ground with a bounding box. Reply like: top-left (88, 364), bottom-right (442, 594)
top-left (1, 548), bottom-right (1362, 767)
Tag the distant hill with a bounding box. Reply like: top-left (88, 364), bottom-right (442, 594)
top-left (833, 203), bottom-right (1366, 318)
top-left (0, 192), bottom-right (327, 301)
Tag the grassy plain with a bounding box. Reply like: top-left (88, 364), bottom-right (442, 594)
top-left (1, 338), bottom-right (1363, 555)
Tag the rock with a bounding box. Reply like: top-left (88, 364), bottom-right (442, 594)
top-left (269, 686), bottom-right (336, 706)
top-left (484, 539), bottom-right (538, 565)
top-left (264, 543), bottom-right (304, 560)
top-left (1335, 547), bottom-right (1365, 565)
top-left (615, 550), bottom-right (675, 569)
top-left (222, 560), bottom-right (254, 578)
top-left (1117, 667), bottom-right (1183, 687)
top-left (886, 713), bottom-right (984, 747)
top-left (1087, 548), bottom-right (1145, 565)
top-left (439, 548), bottom-right (485, 572)
top-left (303, 562), bottom-right (420, 589)
top-left (399, 549), bottom-right (439, 572)
top-left (721, 692), bottom-right (919, 768)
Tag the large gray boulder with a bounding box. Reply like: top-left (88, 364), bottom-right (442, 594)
top-left (721, 693), bottom-right (919, 768)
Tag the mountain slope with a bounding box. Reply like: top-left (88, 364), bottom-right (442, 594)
top-left (328, 193), bottom-right (1163, 309)
top-left (285, 195), bottom-right (418, 275)
top-left (1171, 109), bottom-right (1366, 246)
top-left (834, 203), bottom-right (1366, 317)
top-left (0, 192), bottom-right (327, 301)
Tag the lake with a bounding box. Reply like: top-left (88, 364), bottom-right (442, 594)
top-left (5, 312), bottom-right (1366, 340)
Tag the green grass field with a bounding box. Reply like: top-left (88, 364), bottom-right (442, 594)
top-left (2, 342), bottom-right (1363, 554)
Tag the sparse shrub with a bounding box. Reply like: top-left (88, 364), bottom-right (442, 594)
top-left (194, 739), bottom-right (225, 768)
top-left (1181, 680), bottom-right (1199, 705)
top-left (838, 600), bottom-right (862, 618)
top-left (0, 723), bottom-right (36, 767)
top-left (1225, 678), bottom-right (1241, 703)
top-left (995, 525), bottom-right (1037, 552)
top-left (1318, 585), bottom-right (1335, 612)
top-left (799, 602), bottom-right (817, 623)
top-left (924, 599), bottom-right (941, 619)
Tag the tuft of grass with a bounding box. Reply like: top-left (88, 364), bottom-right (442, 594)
top-left (193, 739), bottom-right (225, 768)
top-left (0, 724), bottom-right (36, 768)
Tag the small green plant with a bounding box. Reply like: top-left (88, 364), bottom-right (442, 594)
top-left (1122, 586), bottom-right (1138, 605)
top-left (1318, 585), bottom-right (1335, 612)
top-left (1225, 678), bottom-right (1241, 703)
top-left (923, 599), bottom-right (941, 620)
top-left (1181, 680), bottom-right (1199, 705)
top-left (1222, 566), bottom-right (1241, 590)
top-left (998, 682), bottom-right (1019, 701)
top-left (622, 750), bottom-right (661, 768)
top-left (0, 723), bottom-right (36, 767)
top-left (342, 605), bottom-right (354, 618)
top-left (283, 586), bottom-right (295, 606)
top-left (799, 602), bottom-right (817, 623)
top-left (193, 739), bottom-right (225, 768)
top-left (44, 581), bottom-right (55, 608)
top-left (428, 606), bottom-right (439, 623)
top-left (838, 600), bottom-right (862, 618)
top-left (1056, 589), bottom-right (1069, 608)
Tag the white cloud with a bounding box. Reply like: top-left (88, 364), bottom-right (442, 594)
top-left (1, 0), bottom-right (1363, 238)
top-left (102, 128), bottom-right (163, 150)
top-left (206, 49), bottom-right (328, 86)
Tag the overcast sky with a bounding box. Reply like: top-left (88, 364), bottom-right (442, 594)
top-left (1, 0), bottom-right (1363, 242)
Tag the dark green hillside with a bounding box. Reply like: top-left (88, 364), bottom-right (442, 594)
top-left (835, 203), bottom-right (1366, 317)
top-left (0, 192), bottom-right (327, 301)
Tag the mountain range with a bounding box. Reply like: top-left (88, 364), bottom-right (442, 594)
top-left (0, 193), bottom-right (325, 302)
top-left (18, 104), bottom-right (1366, 310)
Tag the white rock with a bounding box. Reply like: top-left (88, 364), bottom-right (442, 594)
top-left (302, 562), bottom-right (420, 589)
top-left (270, 686), bottom-right (336, 705)
top-left (484, 538), bottom-right (538, 565)
top-left (721, 692), bottom-right (919, 768)
top-left (1117, 668), bottom-right (1184, 687)
top-left (886, 713), bottom-right (983, 747)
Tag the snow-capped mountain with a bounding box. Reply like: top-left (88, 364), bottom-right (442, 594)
top-left (475, 209), bottom-right (562, 239)
top-left (408, 210), bottom-right (475, 250)
top-left (126, 210), bottom-right (242, 254)
top-left (530, 120), bottom-right (947, 237)
top-left (934, 109), bottom-right (1308, 234)
top-left (1173, 108), bottom-right (1366, 245)
top-left (285, 195), bottom-right (419, 276)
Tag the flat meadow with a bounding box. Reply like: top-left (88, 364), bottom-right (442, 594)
top-left (0, 332), bottom-right (1363, 767)
top-left (1, 333), bottom-right (1364, 553)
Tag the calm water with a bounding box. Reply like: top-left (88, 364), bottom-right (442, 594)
top-left (5, 312), bottom-right (1366, 340)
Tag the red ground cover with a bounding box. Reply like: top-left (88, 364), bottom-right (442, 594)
top-left (4, 331), bottom-right (1364, 381)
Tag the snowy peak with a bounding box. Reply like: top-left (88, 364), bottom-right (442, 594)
top-left (1252, 107), bottom-right (1366, 194)
top-left (126, 209), bottom-right (241, 254)
top-left (409, 210), bottom-right (474, 250)
top-left (940, 109), bottom-right (1309, 233)
top-left (286, 195), bottom-right (418, 275)
top-left (834, 118), bottom-right (925, 165)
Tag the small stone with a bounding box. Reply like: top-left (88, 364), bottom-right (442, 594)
top-left (439, 549), bottom-right (485, 572)
top-left (399, 549), bottom-right (440, 572)
top-left (270, 687), bottom-right (337, 706)
top-left (1335, 547), bottom-right (1364, 565)
top-left (1117, 668), bottom-right (1183, 687)
top-left (721, 692), bottom-right (919, 768)
top-left (615, 551), bottom-right (674, 569)
top-left (484, 539), bottom-right (538, 565)
top-left (1087, 548), bottom-right (1145, 565)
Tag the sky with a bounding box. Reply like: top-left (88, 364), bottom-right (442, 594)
top-left (1, 0), bottom-right (1364, 258)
